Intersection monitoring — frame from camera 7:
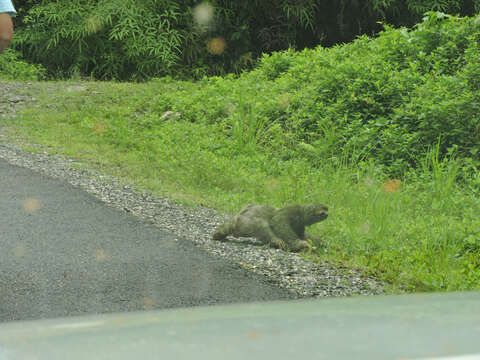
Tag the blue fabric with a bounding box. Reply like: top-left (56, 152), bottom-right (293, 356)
top-left (0, 0), bottom-right (16, 15)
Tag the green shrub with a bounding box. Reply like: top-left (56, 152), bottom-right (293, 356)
top-left (14, 0), bottom-right (184, 80)
top-left (0, 48), bottom-right (45, 80)
top-left (14, 0), bottom-right (480, 80)
top-left (149, 12), bottom-right (480, 175)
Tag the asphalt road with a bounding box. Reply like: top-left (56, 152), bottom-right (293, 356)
top-left (0, 159), bottom-right (293, 322)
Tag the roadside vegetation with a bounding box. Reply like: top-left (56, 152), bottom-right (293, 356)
top-left (1, 12), bottom-right (479, 292)
top-left (9, 0), bottom-right (480, 79)
top-left (0, 48), bottom-right (44, 81)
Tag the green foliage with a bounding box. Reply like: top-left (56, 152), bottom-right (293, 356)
top-left (14, 0), bottom-right (184, 80)
top-left (150, 12), bottom-right (480, 175)
top-left (323, 155), bottom-right (480, 292)
top-left (407, 0), bottom-right (461, 14)
top-left (0, 48), bottom-right (45, 80)
top-left (12, 0), bottom-right (480, 80)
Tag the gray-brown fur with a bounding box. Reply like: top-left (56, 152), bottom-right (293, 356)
top-left (212, 204), bottom-right (328, 252)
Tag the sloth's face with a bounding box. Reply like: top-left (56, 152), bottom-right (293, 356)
top-left (307, 204), bottom-right (328, 224)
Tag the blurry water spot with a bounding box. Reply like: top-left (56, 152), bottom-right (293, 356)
top-left (92, 121), bottom-right (106, 135)
top-left (85, 15), bottom-right (103, 34)
top-left (358, 222), bottom-right (371, 235)
top-left (193, 2), bottom-right (214, 28)
top-left (266, 179), bottom-right (280, 191)
top-left (277, 94), bottom-right (291, 110)
top-left (13, 244), bottom-right (27, 257)
top-left (110, 316), bottom-right (128, 327)
top-left (22, 198), bottom-right (42, 214)
top-left (382, 179), bottom-right (402, 194)
top-left (208, 37), bottom-right (226, 55)
top-left (142, 297), bottom-right (156, 310)
top-left (248, 330), bottom-right (260, 340)
top-left (94, 248), bottom-right (109, 261)
top-left (362, 176), bottom-right (376, 188)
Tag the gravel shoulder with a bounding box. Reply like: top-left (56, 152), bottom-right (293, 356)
top-left (0, 81), bottom-right (385, 298)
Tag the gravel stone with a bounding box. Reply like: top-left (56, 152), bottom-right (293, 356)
top-left (0, 82), bottom-right (385, 298)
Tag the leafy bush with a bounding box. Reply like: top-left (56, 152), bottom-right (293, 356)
top-left (150, 12), bottom-right (480, 175)
top-left (12, 0), bottom-right (480, 80)
top-left (14, 0), bottom-right (184, 80)
top-left (0, 48), bottom-right (45, 80)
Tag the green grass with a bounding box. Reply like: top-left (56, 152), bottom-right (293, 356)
top-left (2, 79), bottom-right (479, 293)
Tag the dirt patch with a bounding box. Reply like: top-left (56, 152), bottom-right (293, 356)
top-left (0, 82), bottom-right (39, 119)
